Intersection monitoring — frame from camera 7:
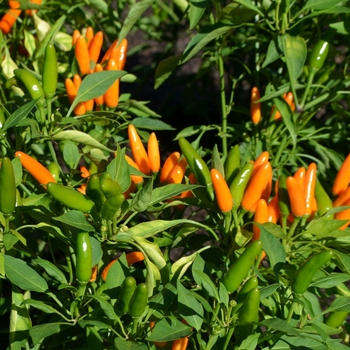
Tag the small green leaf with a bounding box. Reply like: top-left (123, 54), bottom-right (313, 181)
top-left (155, 56), bottom-right (181, 89)
top-left (53, 210), bottom-right (95, 232)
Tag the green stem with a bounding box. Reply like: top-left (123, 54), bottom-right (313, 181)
top-left (300, 72), bottom-right (315, 108)
top-left (132, 317), bottom-right (139, 336)
top-left (222, 326), bottom-right (235, 350)
top-left (286, 301), bottom-right (298, 323)
top-left (205, 333), bottom-right (218, 350)
top-left (210, 302), bottom-right (221, 324)
top-left (224, 212), bottom-right (232, 235)
top-left (272, 134), bottom-right (288, 168)
top-left (287, 217), bottom-right (300, 238)
top-left (77, 283), bottom-right (87, 298)
top-left (218, 54), bottom-right (228, 158)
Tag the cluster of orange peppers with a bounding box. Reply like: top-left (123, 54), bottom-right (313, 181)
top-left (0, 0), bottom-right (41, 34)
top-left (250, 87), bottom-right (295, 124)
top-left (65, 26), bottom-right (128, 115)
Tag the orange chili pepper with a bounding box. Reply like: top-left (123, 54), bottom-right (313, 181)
top-left (109, 38), bottom-right (128, 70)
top-left (85, 99), bottom-right (94, 112)
top-left (172, 337), bottom-right (189, 350)
top-left (77, 184), bottom-right (87, 195)
top-left (304, 163), bottom-right (317, 215)
top-left (124, 155), bottom-right (144, 185)
top-left (167, 158), bottom-right (187, 184)
top-left (25, 0), bottom-right (42, 15)
top-left (274, 92), bottom-right (294, 120)
top-left (88, 31), bottom-right (103, 66)
top-left (241, 162), bottom-right (271, 212)
top-left (0, 9), bottom-right (21, 34)
top-left (253, 199), bottom-right (268, 241)
top-left (160, 152), bottom-right (180, 183)
top-left (84, 26), bottom-right (94, 48)
top-left (93, 63), bottom-right (104, 105)
top-left (74, 74), bottom-right (93, 112)
top-left (148, 132), bottom-right (160, 173)
top-left (104, 58), bottom-right (120, 108)
top-left (251, 151), bottom-right (269, 180)
top-left (15, 151), bottom-right (56, 188)
top-left (128, 124), bottom-right (151, 175)
top-left (267, 195), bottom-right (280, 224)
top-left (101, 39), bottom-right (118, 63)
top-left (72, 29), bottom-right (81, 45)
top-left (80, 166), bottom-right (90, 178)
top-left (9, 1), bottom-right (20, 9)
top-left (333, 153), bottom-right (350, 196)
top-left (261, 162), bottom-right (272, 201)
top-left (333, 187), bottom-right (350, 207)
top-left (293, 167), bottom-right (306, 192)
top-left (65, 78), bottom-right (86, 116)
top-left (335, 198), bottom-right (350, 230)
top-left (250, 87), bottom-right (261, 125)
top-left (286, 176), bottom-right (306, 217)
top-left (73, 74), bottom-right (82, 90)
top-left (211, 168), bottom-right (233, 213)
top-left (89, 265), bottom-right (98, 283)
top-left (75, 35), bottom-right (90, 76)
top-left (101, 251), bottom-right (145, 282)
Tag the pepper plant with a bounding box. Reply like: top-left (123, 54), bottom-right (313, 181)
top-left (0, 0), bottom-right (350, 350)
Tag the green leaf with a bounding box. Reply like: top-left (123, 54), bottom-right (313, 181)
top-left (177, 281), bottom-right (203, 331)
top-left (211, 144), bottom-right (224, 176)
top-left (32, 259), bottom-right (68, 285)
top-left (114, 338), bottom-right (148, 350)
top-left (53, 130), bottom-right (114, 153)
top-left (323, 296), bottom-right (350, 313)
top-left (105, 257), bottom-right (128, 290)
top-left (218, 282), bottom-right (229, 309)
top-left (107, 146), bottom-right (131, 193)
top-left (260, 283), bottom-right (281, 300)
top-left (238, 333), bottom-right (260, 350)
top-left (120, 100), bottom-right (161, 118)
top-left (154, 56), bottom-right (181, 89)
top-left (131, 117), bottom-right (175, 130)
top-left (53, 210), bottom-right (95, 232)
top-left (182, 23), bottom-right (233, 64)
top-left (3, 233), bottom-right (19, 251)
top-left (118, 0), bottom-right (155, 44)
top-left (189, 0), bottom-right (208, 29)
top-left (192, 269), bottom-right (219, 301)
top-left (304, 219), bottom-right (346, 237)
top-left (260, 318), bottom-right (300, 337)
top-left (29, 323), bottom-right (71, 346)
top-left (146, 316), bottom-right (192, 342)
top-left (129, 177), bottom-right (153, 212)
top-left (259, 224), bottom-right (286, 277)
top-left (310, 273), bottom-right (350, 289)
top-left (35, 15), bottom-right (66, 58)
top-left (88, 0), bottom-right (109, 14)
top-left (234, 0), bottom-right (264, 16)
top-left (62, 140), bottom-right (80, 170)
top-left (303, 0), bottom-right (344, 11)
top-left (67, 71), bottom-right (126, 116)
top-left (89, 295), bottom-right (118, 320)
top-left (281, 34), bottom-right (307, 84)
top-left (3, 99), bottom-right (38, 132)
top-left (150, 184), bottom-right (199, 205)
top-left (262, 38), bottom-right (282, 68)
top-left (273, 96), bottom-right (296, 145)
top-left (22, 299), bottom-right (65, 317)
top-left (5, 255), bottom-right (48, 293)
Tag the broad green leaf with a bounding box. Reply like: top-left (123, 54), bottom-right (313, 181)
top-left (259, 224), bottom-right (286, 277)
top-left (146, 316), bottom-right (192, 342)
top-left (303, 0), bottom-right (344, 11)
top-left (24, 30), bottom-right (36, 57)
top-left (182, 23), bottom-right (233, 64)
top-left (262, 38), bottom-right (282, 68)
top-left (272, 335), bottom-right (332, 349)
top-left (260, 283), bottom-right (281, 300)
top-left (105, 257), bottom-right (128, 290)
top-left (67, 71), bottom-right (126, 116)
top-left (62, 139), bottom-right (81, 169)
top-left (5, 255), bottom-right (48, 293)
top-left (177, 281), bottom-right (203, 331)
top-left (107, 146), bottom-right (131, 193)
top-left (304, 219), bottom-right (346, 237)
top-left (189, 0), bottom-right (208, 29)
top-left (89, 295), bottom-right (118, 320)
top-left (302, 291), bottom-right (323, 323)
top-left (149, 283), bottom-right (177, 311)
top-left (22, 299), bottom-right (66, 318)
top-left (260, 318), bottom-right (300, 337)
top-left (88, 0), bottom-right (109, 14)
top-left (273, 96), bottom-right (296, 145)
top-left (281, 34), bottom-right (307, 84)
top-left (310, 273), bottom-right (350, 289)
top-left (323, 296), bottom-right (350, 313)
top-left (119, 100), bottom-right (161, 118)
top-left (234, 0), bottom-right (264, 16)
top-left (115, 338), bottom-right (148, 350)
top-left (129, 177), bottom-right (153, 212)
top-left (150, 184), bottom-right (200, 205)
top-left (53, 130), bottom-right (114, 152)
top-left (3, 99), bottom-right (38, 131)
top-left (29, 323), bottom-right (71, 346)
top-left (53, 210), bottom-right (95, 232)
top-left (3, 233), bottom-right (18, 251)
top-left (154, 56), bottom-right (181, 89)
top-left (238, 333), bottom-right (260, 350)
top-left (131, 117), bottom-right (175, 130)
top-left (33, 259), bottom-right (68, 285)
top-left (118, 0), bottom-right (155, 44)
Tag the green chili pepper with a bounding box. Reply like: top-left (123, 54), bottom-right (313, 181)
top-left (42, 43), bottom-right (58, 99)
top-left (325, 311), bottom-right (348, 328)
top-left (0, 108), bottom-right (5, 128)
top-left (238, 287), bottom-right (260, 324)
top-left (229, 162), bottom-right (254, 210)
top-left (47, 162), bottom-right (60, 182)
top-left (13, 69), bottom-right (45, 107)
top-left (86, 174), bottom-right (106, 212)
top-left (0, 157), bottom-right (16, 215)
top-left (100, 174), bottom-right (123, 199)
top-left (315, 180), bottom-right (333, 218)
top-left (47, 182), bottom-right (95, 213)
top-left (291, 250), bottom-right (333, 295)
top-left (309, 40), bottom-right (329, 73)
top-left (129, 283), bottom-right (148, 317)
top-left (100, 193), bottom-right (124, 220)
top-left (277, 175), bottom-right (290, 218)
top-left (232, 276), bottom-right (258, 315)
top-left (178, 137), bottom-right (214, 200)
top-left (75, 231), bottom-right (92, 285)
top-left (15, 189), bottom-right (22, 207)
top-left (115, 276), bottom-right (137, 315)
top-left (223, 240), bottom-right (262, 293)
top-left (225, 144), bottom-right (240, 185)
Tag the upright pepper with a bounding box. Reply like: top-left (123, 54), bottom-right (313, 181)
top-left (15, 151), bottom-right (56, 187)
top-left (128, 124), bottom-right (150, 175)
top-left (167, 158), bottom-right (187, 184)
top-left (250, 87), bottom-right (261, 125)
top-left (223, 240), bottom-right (262, 293)
top-left (304, 163), bottom-right (317, 216)
top-left (224, 144), bottom-right (240, 185)
top-left (309, 40), bottom-right (329, 73)
top-left (293, 167), bottom-right (306, 192)
top-left (148, 132), bottom-right (160, 173)
top-left (238, 287), bottom-right (260, 324)
top-left (315, 180), bottom-right (333, 218)
top-left (178, 137), bottom-right (214, 200)
top-left (42, 43), bottom-right (57, 99)
top-left (100, 193), bottom-right (124, 220)
top-left (75, 232), bottom-right (92, 285)
top-left (160, 152), bottom-right (180, 183)
top-left (210, 168), bottom-right (233, 213)
top-left (129, 283), bottom-right (148, 317)
top-left (334, 198), bottom-right (350, 230)
top-left (286, 176), bottom-right (306, 217)
top-left (252, 199), bottom-right (268, 241)
top-left (86, 174), bottom-right (105, 212)
top-left (75, 35), bottom-right (90, 76)
top-left (88, 31), bottom-right (104, 66)
top-left (125, 155), bottom-right (144, 186)
top-left (291, 250), bottom-right (333, 294)
top-left (115, 276), bottom-right (137, 315)
top-left (332, 153), bottom-right (350, 196)
top-left (0, 157), bottom-right (16, 215)
top-left (104, 58), bottom-right (120, 108)
top-left (267, 196), bottom-right (280, 224)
